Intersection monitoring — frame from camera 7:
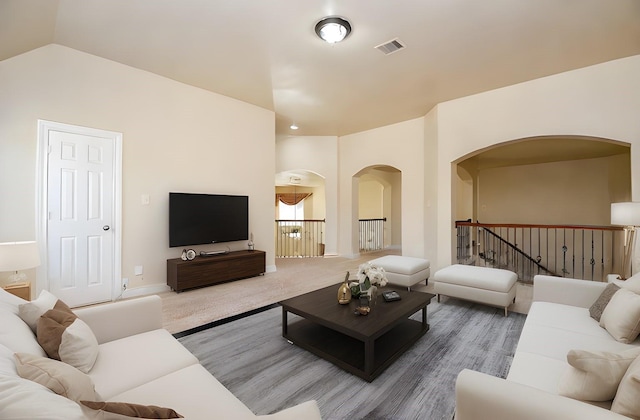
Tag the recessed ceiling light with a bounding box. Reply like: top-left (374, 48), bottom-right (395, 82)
top-left (315, 16), bottom-right (351, 44)
top-left (290, 124), bottom-right (299, 130)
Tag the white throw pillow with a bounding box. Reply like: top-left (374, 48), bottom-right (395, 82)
top-left (14, 352), bottom-right (101, 402)
top-left (612, 354), bottom-right (640, 417)
top-left (559, 347), bottom-right (640, 401)
top-left (19, 289), bottom-right (59, 332)
top-left (600, 288), bottom-right (640, 343)
top-left (37, 299), bottom-right (99, 373)
top-left (621, 272), bottom-right (640, 294)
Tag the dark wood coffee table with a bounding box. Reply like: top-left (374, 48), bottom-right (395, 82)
top-left (280, 284), bottom-right (434, 382)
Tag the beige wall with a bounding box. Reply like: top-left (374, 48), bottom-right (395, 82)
top-left (0, 45), bottom-right (275, 294)
top-left (435, 54), bottom-right (640, 272)
top-left (340, 118), bottom-right (425, 258)
top-left (476, 154), bottom-right (630, 225)
top-left (359, 175), bottom-right (384, 219)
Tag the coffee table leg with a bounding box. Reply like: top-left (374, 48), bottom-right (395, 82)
top-left (422, 306), bottom-right (428, 329)
top-left (364, 339), bottom-right (374, 375)
top-left (282, 308), bottom-right (288, 337)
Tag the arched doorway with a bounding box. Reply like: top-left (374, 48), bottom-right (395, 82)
top-left (354, 165), bottom-right (401, 253)
top-left (453, 135), bottom-right (631, 280)
top-left (275, 170), bottom-right (326, 257)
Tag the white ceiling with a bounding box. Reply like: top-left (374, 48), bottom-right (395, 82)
top-left (2, 0), bottom-right (639, 137)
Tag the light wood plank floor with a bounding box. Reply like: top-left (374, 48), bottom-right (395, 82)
top-left (159, 251), bottom-right (533, 334)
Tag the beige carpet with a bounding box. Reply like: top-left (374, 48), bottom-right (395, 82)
top-left (159, 250), bottom-right (532, 334)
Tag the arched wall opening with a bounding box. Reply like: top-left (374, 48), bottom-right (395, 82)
top-left (451, 135), bottom-right (631, 278)
top-left (275, 169), bottom-right (326, 257)
top-left (353, 165), bottom-right (402, 253)
top-left (454, 135), bottom-right (631, 227)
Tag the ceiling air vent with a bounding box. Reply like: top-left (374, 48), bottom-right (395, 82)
top-left (374, 38), bottom-right (406, 55)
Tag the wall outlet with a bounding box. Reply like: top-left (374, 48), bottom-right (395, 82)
top-left (122, 278), bottom-right (129, 290)
top-left (134, 265), bottom-right (143, 276)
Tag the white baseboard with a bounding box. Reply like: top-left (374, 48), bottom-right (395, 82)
top-left (120, 283), bottom-right (170, 300)
top-left (266, 265), bottom-right (277, 273)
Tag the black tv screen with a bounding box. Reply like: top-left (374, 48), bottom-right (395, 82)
top-left (169, 192), bottom-right (249, 247)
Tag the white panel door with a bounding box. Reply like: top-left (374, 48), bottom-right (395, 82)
top-left (47, 130), bottom-right (115, 307)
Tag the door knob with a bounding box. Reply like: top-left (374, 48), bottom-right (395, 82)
top-left (103, 225), bottom-right (110, 231)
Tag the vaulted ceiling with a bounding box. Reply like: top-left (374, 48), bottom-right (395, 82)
top-left (2, 0), bottom-right (639, 137)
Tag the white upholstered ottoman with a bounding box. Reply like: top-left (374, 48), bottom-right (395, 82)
top-left (368, 255), bottom-right (431, 290)
top-left (432, 265), bottom-right (517, 316)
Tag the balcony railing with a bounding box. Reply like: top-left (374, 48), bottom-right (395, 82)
top-left (456, 220), bottom-right (624, 283)
top-left (359, 218), bottom-right (386, 252)
top-left (275, 219), bottom-right (325, 258)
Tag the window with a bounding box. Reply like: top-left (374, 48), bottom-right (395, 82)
top-left (279, 200), bottom-right (304, 221)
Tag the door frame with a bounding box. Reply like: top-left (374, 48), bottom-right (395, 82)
top-left (35, 120), bottom-right (123, 301)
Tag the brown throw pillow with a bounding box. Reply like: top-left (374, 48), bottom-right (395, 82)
top-left (80, 401), bottom-right (183, 419)
top-left (37, 300), bottom-right (99, 373)
top-left (589, 283), bottom-right (620, 322)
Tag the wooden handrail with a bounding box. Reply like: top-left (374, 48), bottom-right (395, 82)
top-left (456, 221), bottom-right (622, 232)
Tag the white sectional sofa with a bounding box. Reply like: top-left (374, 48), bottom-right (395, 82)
top-left (455, 274), bottom-right (640, 420)
top-left (0, 288), bottom-right (321, 419)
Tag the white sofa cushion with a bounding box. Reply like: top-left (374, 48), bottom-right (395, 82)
top-left (111, 364), bottom-right (256, 420)
top-left (524, 302), bottom-right (613, 338)
top-left (612, 353), bottom-right (640, 418)
top-left (0, 344), bottom-right (17, 376)
top-left (0, 374), bottom-right (87, 419)
top-left (507, 351), bottom-right (569, 394)
top-left (558, 348), bottom-right (640, 401)
top-left (14, 352), bottom-right (101, 402)
top-left (89, 329), bottom-right (198, 399)
top-left (515, 324), bottom-right (635, 362)
top-left (600, 288), bottom-right (640, 343)
top-left (113, 364), bottom-right (323, 420)
top-left (0, 306), bottom-right (47, 357)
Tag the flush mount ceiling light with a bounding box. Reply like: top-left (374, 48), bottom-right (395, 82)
top-left (315, 16), bottom-right (351, 43)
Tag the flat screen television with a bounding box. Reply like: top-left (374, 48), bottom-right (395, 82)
top-left (169, 192), bottom-right (249, 247)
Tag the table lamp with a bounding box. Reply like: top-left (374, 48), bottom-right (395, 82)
top-left (0, 241), bottom-right (41, 283)
top-left (611, 202), bottom-right (640, 280)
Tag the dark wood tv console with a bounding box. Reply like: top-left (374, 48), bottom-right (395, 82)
top-left (167, 250), bottom-right (265, 292)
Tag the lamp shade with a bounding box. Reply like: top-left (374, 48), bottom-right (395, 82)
top-left (611, 202), bottom-right (640, 226)
top-left (0, 241), bottom-right (41, 272)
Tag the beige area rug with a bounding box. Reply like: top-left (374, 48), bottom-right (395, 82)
top-left (159, 250), bottom-right (532, 334)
